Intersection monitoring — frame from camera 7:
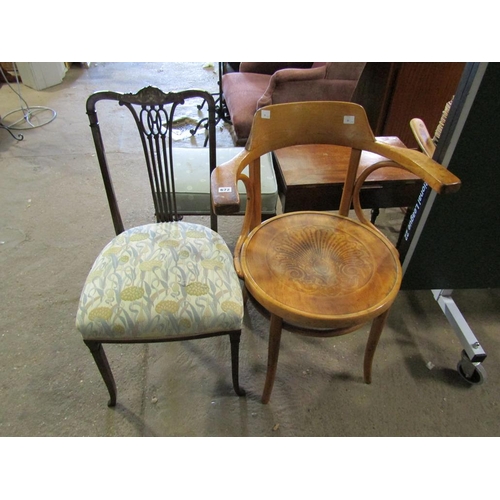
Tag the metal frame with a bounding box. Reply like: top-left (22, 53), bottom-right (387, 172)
top-left (190, 62), bottom-right (231, 141)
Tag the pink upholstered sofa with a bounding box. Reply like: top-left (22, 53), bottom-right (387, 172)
top-left (222, 62), bottom-right (366, 145)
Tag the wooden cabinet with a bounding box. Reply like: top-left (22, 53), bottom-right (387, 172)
top-left (354, 62), bottom-right (466, 148)
top-left (402, 63), bottom-right (500, 289)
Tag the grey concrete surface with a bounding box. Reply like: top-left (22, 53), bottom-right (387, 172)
top-left (1, 62), bottom-right (499, 439)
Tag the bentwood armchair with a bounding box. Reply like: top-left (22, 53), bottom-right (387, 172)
top-left (77, 87), bottom-right (245, 406)
top-left (211, 101), bottom-right (460, 404)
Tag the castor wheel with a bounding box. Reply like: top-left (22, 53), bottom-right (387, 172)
top-left (457, 350), bottom-right (487, 385)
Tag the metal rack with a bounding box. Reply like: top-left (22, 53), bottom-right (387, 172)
top-left (0, 63), bottom-right (57, 141)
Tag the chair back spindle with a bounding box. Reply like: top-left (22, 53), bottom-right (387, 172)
top-left (87, 87), bottom-right (216, 235)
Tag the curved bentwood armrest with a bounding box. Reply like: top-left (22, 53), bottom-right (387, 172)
top-left (211, 149), bottom-right (251, 215)
top-left (410, 117), bottom-right (437, 158)
top-left (211, 138), bottom-right (460, 214)
top-left (367, 142), bottom-right (460, 195)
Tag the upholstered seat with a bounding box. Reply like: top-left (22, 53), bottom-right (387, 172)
top-left (77, 222), bottom-right (243, 341)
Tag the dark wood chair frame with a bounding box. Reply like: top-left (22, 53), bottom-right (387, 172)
top-left (83, 86), bottom-right (244, 406)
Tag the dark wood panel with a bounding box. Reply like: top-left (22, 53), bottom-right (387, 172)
top-left (402, 63), bottom-right (500, 289)
top-left (382, 62), bottom-right (466, 148)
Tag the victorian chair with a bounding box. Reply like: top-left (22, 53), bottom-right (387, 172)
top-left (211, 101), bottom-right (461, 404)
top-left (77, 87), bottom-right (245, 406)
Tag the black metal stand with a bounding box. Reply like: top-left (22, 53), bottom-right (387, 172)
top-left (0, 122), bottom-right (23, 141)
top-left (190, 62), bottom-right (231, 144)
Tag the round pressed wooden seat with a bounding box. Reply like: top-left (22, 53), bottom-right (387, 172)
top-left (241, 212), bottom-right (402, 330)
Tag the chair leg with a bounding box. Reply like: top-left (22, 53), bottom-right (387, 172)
top-left (84, 340), bottom-right (117, 407)
top-left (229, 331), bottom-right (246, 396)
top-left (210, 211), bottom-right (218, 232)
top-left (370, 207), bottom-right (380, 224)
top-left (261, 314), bottom-right (283, 404)
top-left (363, 309), bottom-right (390, 384)
top-left (242, 284), bottom-right (249, 305)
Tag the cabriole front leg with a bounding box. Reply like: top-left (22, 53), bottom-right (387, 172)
top-left (229, 331), bottom-right (246, 396)
top-left (84, 340), bottom-right (117, 407)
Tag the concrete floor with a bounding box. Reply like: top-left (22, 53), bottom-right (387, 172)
top-left (1, 62), bottom-right (499, 439)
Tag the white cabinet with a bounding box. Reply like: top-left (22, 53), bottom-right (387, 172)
top-left (16, 62), bottom-right (67, 90)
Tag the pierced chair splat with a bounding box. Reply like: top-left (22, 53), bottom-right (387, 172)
top-left (77, 86), bottom-right (245, 407)
top-left (211, 100), bottom-right (461, 404)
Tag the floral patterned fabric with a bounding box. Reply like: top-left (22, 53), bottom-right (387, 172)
top-left (76, 222), bottom-right (243, 340)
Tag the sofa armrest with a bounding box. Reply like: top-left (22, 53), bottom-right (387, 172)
top-left (257, 66), bottom-right (325, 109)
top-left (257, 63), bottom-right (366, 109)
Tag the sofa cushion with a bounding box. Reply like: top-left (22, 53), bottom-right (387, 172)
top-left (222, 72), bottom-right (271, 145)
top-left (325, 62), bottom-right (366, 81)
top-left (173, 147), bottom-right (277, 215)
